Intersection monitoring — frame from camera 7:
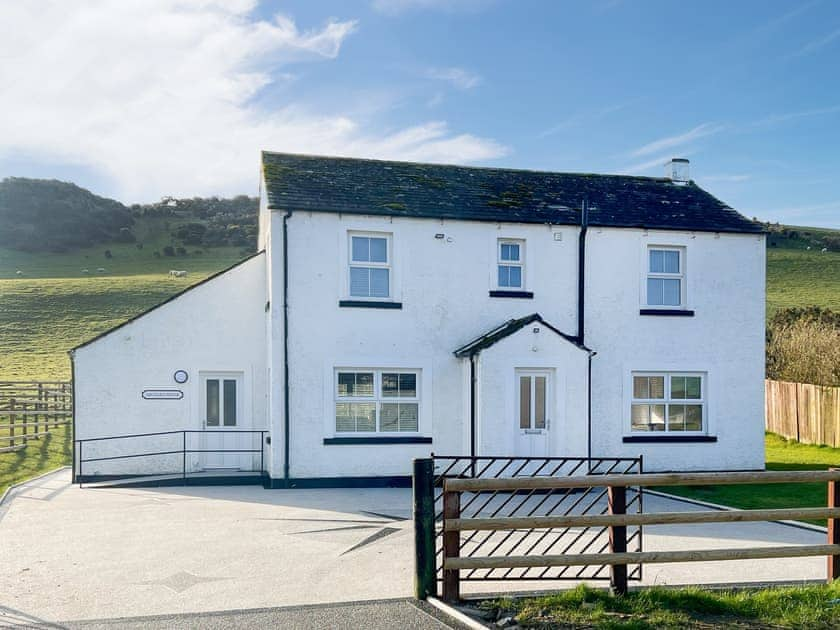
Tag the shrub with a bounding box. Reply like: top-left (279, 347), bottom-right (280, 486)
top-left (104, 249), bottom-right (112, 259)
top-left (162, 245), bottom-right (175, 257)
top-left (175, 246), bottom-right (187, 256)
top-left (767, 308), bottom-right (840, 386)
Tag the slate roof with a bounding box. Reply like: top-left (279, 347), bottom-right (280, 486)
top-left (262, 152), bottom-right (763, 234)
top-left (453, 314), bottom-right (590, 358)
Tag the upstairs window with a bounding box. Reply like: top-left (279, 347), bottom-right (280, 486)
top-left (646, 247), bottom-right (684, 307)
top-left (335, 369), bottom-right (420, 433)
top-left (349, 233), bottom-right (390, 299)
top-left (630, 372), bottom-right (704, 433)
top-left (497, 239), bottom-right (524, 289)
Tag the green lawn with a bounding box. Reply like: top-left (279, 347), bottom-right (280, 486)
top-left (0, 423), bottom-right (71, 498)
top-left (661, 433), bottom-right (840, 525)
top-left (478, 582), bottom-right (840, 629)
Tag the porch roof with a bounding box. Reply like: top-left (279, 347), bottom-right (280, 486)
top-left (453, 313), bottom-right (591, 358)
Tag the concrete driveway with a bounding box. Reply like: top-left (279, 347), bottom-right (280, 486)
top-left (0, 468), bottom-right (829, 626)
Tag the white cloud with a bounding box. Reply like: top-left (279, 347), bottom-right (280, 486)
top-left (629, 123), bottom-right (724, 158)
top-left (0, 1), bottom-right (506, 201)
top-left (425, 66), bottom-right (482, 89)
top-left (752, 104), bottom-right (840, 127)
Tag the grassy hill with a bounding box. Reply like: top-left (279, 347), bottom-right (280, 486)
top-left (766, 225), bottom-right (840, 316)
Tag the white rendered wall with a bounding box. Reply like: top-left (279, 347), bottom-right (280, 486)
top-left (278, 212), bottom-right (580, 480)
top-left (73, 254), bottom-right (268, 476)
top-left (585, 228), bottom-right (767, 471)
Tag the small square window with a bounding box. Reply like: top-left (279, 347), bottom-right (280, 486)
top-left (646, 247), bottom-right (684, 308)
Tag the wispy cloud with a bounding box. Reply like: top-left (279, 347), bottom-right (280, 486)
top-left (699, 174), bottom-right (751, 183)
top-left (789, 25), bottom-right (840, 58)
top-left (619, 155), bottom-right (680, 176)
top-left (629, 123), bottom-right (724, 158)
top-left (538, 100), bottom-right (639, 138)
top-left (751, 104), bottom-right (840, 127)
top-left (425, 66), bottom-right (482, 89)
top-left (371, 0), bottom-right (492, 15)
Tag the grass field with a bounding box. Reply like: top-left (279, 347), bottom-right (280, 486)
top-left (478, 582), bottom-right (840, 629)
top-left (766, 247), bottom-right (840, 316)
top-left (0, 245), bottom-right (245, 381)
top-left (0, 424), bottom-right (71, 498)
top-left (661, 433), bottom-right (839, 525)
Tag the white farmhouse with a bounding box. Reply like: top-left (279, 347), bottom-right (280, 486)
top-left (71, 153), bottom-right (766, 486)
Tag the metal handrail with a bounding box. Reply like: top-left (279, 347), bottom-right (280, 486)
top-left (75, 429), bottom-right (268, 486)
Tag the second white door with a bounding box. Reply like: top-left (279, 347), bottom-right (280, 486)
top-left (515, 369), bottom-right (551, 458)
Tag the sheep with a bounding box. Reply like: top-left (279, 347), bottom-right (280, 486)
top-left (169, 270), bottom-right (188, 278)
top-left (81, 268), bottom-right (89, 274)
top-left (15, 270), bottom-right (23, 276)
top-left (97, 267), bottom-right (106, 273)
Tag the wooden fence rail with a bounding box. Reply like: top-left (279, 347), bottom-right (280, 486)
top-left (426, 467), bottom-right (840, 601)
top-left (766, 378), bottom-right (840, 447)
top-left (0, 381), bottom-right (72, 453)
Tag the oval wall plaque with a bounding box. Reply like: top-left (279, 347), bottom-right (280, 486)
top-left (142, 389), bottom-right (184, 400)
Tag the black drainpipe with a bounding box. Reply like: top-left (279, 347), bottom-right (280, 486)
top-left (469, 353), bottom-right (477, 475)
top-left (282, 211), bottom-right (292, 483)
top-left (577, 199), bottom-right (588, 344)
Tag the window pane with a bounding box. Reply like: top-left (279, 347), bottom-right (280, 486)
top-left (508, 266), bottom-right (522, 288)
top-left (535, 376), bottom-right (546, 429)
top-left (631, 404), bottom-right (649, 430)
top-left (519, 376), bottom-right (531, 429)
top-left (336, 402), bottom-right (375, 432)
top-left (399, 403), bottom-right (419, 431)
top-left (633, 376), bottom-right (649, 399)
top-left (500, 243), bottom-right (520, 261)
top-left (369, 238), bottom-right (387, 263)
top-left (663, 250), bottom-right (680, 273)
top-left (668, 404), bottom-right (686, 431)
top-left (338, 372), bottom-right (374, 397)
top-left (663, 279), bottom-right (681, 306)
top-left (671, 376), bottom-right (686, 399)
top-left (350, 267), bottom-right (370, 296)
top-left (498, 265), bottom-right (510, 287)
top-left (649, 377), bottom-right (665, 399)
top-left (370, 268), bottom-right (389, 297)
top-left (206, 379), bottom-right (219, 426)
top-left (647, 278), bottom-right (663, 305)
top-left (685, 377), bottom-right (701, 399)
top-left (649, 249), bottom-right (664, 273)
top-left (380, 403), bottom-right (398, 431)
top-left (223, 379), bottom-right (236, 426)
top-left (399, 373), bottom-right (416, 397)
top-left (685, 405), bottom-right (703, 431)
top-left (351, 236), bottom-right (369, 262)
top-left (651, 404), bottom-right (666, 429)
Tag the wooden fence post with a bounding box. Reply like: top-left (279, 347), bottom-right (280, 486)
top-left (22, 400), bottom-right (28, 443)
top-left (8, 398), bottom-right (15, 448)
top-left (829, 468), bottom-right (840, 583)
top-left (413, 458), bottom-right (436, 600)
top-left (38, 383), bottom-right (44, 439)
top-left (608, 484), bottom-right (628, 595)
top-left (442, 482), bottom-right (461, 603)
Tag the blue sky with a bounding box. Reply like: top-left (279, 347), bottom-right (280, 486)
top-left (1, 0), bottom-right (838, 227)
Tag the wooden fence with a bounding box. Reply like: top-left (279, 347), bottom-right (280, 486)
top-left (0, 381), bottom-right (72, 454)
top-left (412, 464), bottom-right (840, 601)
top-left (766, 379), bottom-right (840, 447)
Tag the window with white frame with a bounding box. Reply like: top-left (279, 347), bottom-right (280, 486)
top-left (630, 372), bottom-right (705, 433)
top-left (349, 233), bottom-right (391, 298)
top-left (646, 247), bottom-right (684, 307)
top-left (335, 369), bottom-right (420, 433)
top-left (497, 239), bottom-right (524, 289)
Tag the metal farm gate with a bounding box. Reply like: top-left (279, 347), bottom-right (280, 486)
top-left (431, 455), bottom-right (643, 587)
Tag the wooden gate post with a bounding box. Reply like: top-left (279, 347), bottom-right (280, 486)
top-left (608, 484), bottom-right (628, 595)
top-left (829, 468), bottom-right (840, 583)
top-left (442, 481), bottom-right (461, 602)
top-left (413, 458), bottom-right (436, 599)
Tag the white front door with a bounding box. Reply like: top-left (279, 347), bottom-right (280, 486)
top-left (199, 372), bottom-right (251, 471)
top-left (515, 369), bottom-right (551, 458)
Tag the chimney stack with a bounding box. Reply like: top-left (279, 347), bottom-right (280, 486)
top-left (665, 158), bottom-right (690, 184)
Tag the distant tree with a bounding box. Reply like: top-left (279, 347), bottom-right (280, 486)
top-left (162, 245), bottom-right (175, 257)
top-left (135, 242), bottom-right (143, 249)
top-left (104, 249), bottom-right (112, 259)
top-left (175, 246), bottom-right (187, 256)
top-left (153, 250), bottom-right (161, 258)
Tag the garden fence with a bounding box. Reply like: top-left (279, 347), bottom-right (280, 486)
top-left (0, 381), bottom-right (72, 453)
top-left (766, 378), bottom-right (840, 447)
